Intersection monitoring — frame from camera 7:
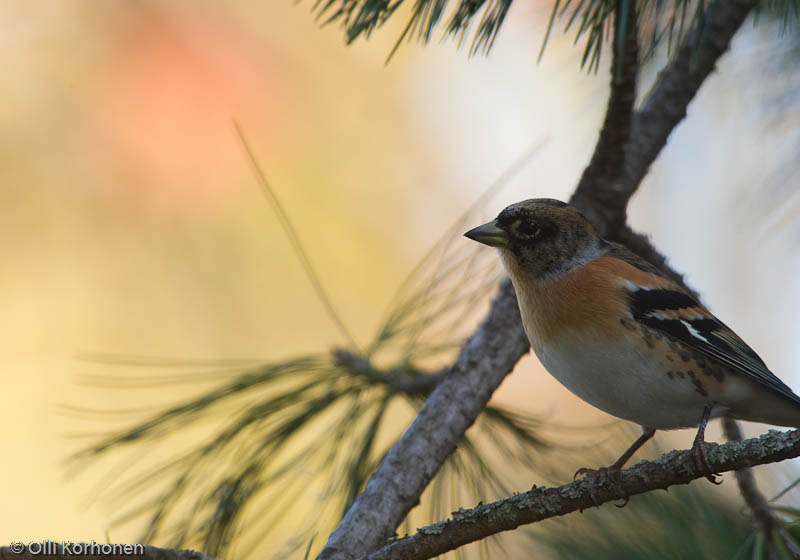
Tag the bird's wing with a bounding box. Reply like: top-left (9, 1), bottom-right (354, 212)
top-left (607, 243), bottom-right (800, 405)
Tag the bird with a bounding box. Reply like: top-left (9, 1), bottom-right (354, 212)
top-left (464, 198), bottom-right (800, 503)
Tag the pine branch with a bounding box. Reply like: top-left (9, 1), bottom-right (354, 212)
top-left (570, 0), bottom-right (639, 235)
top-left (316, 2), bottom-right (759, 559)
top-left (316, 279), bottom-right (530, 560)
top-left (573, 0), bottom-right (757, 235)
top-left (617, 0), bottom-right (757, 216)
top-left (314, 0), bottom-right (514, 58)
top-left (332, 348), bottom-right (448, 394)
top-left (362, 429), bottom-right (800, 560)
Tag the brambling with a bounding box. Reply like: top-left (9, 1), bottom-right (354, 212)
top-left (465, 199), bottom-right (800, 499)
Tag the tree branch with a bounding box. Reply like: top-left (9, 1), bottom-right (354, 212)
top-left (362, 429), bottom-right (800, 560)
top-left (331, 348), bottom-right (447, 395)
top-left (317, 280), bottom-right (530, 560)
top-left (723, 418), bottom-right (800, 558)
top-left (618, 0), bottom-right (757, 213)
top-left (722, 419), bottom-right (778, 533)
top-left (570, 0), bottom-right (639, 234)
top-left (316, 2), bottom-right (758, 558)
top-left (573, 0), bottom-right (755, 238)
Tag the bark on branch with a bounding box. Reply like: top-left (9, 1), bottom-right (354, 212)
top-left (363, 429), bottom-right (800, 560)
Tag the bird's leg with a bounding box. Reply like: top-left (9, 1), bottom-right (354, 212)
top-left (575, 426), bottom-right (656, 507)
top-left (690, 403), bottom-right (722, 484)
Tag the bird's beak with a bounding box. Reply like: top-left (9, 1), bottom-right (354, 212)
top-left (463, 220), bottom-right (509, 248)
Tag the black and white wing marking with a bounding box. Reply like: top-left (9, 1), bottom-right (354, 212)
top-left (627, 285), bottom-right (800, 405)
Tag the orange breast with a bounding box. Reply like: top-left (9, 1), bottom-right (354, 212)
top-left (508, 255), bottom-right (675, 348)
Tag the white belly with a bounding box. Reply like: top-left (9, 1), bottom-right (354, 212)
top-left (533, 335), bottom-right (715, 430)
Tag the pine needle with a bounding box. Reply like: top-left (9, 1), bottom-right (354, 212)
top-left (234, 121), bottom-right (358, 350)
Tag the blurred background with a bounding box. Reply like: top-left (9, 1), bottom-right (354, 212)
top-left (1, 1), bottom-right (798, 558)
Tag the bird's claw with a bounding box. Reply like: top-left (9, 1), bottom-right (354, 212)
top-left (689, 437), bottom-right (722, 485)
top-left (574, 466), bottom-right (628, 508)
top-left (573, 466), bottom-right (596, 480)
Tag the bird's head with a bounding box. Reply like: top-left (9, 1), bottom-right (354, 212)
top-left (464, 199), bottom-right (604, 283)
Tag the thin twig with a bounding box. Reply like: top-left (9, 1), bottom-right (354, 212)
top-left (332, 348), bottom-right (447, 395)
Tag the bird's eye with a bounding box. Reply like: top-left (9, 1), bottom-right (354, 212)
top-left (511, 220), bottom-right (540, 239)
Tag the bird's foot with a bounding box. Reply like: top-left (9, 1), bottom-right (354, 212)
top-left (573, 466), bottom-right (629, 508)
top-left (689, 436), bottom-right (722, 485)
